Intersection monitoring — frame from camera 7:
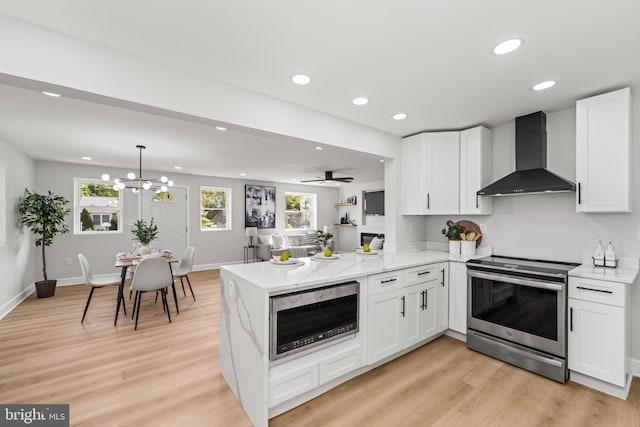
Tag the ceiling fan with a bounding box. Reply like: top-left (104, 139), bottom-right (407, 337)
top-left (301, 171), bottom-right (354, 183)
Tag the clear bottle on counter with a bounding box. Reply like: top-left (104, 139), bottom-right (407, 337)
top-left (605, 241), bottom-right (617, 268)
top-left (593, 240), bottom-right (605, 267)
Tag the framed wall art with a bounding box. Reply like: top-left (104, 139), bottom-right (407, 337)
top-left (245, 185), bottom-right (276, 229)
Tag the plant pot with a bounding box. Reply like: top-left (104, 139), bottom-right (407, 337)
top-left (139, 245), bottom-right (152, 255)
top-left (35, 279), bottom-right (57, 298)
top-left (449, 240), bottom-right (461, 254)
top-left (461, 240), bottom-right (476, 255)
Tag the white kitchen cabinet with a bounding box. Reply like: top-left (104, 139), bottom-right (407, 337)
top-left (568, 276), bottom-right (629, 388)
top-left (448, 261), bottom-right (467, 335)
top-left (576, 87), bottom-right (631, 213)
top-left (401, 132), bottom-right (460, 215)
top-left (368, 288), bottom-right (405, 363)
top-left (459, 126), bottom-right (493, 215)
top-left (368, 265), bottom-right (442, 364)
top-left (437, 262), bottom-right (449, 333)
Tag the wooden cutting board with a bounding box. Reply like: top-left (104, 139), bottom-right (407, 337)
top-left (455, 220), bottom-right (482, 248)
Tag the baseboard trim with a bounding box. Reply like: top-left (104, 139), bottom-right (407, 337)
top-left (445, 329), bottom-right (467, 342)
top-left (570, 370), bottom-right (632, 400)
top-left (0, 286), bottom-right (34, 320)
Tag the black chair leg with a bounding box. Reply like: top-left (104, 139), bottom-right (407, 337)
top-left (132, 291), bottom-right (138, 319)
top-left (121, 291), bottom-right (127, 316)
top-left (129, 289), bottom-right (132, 301)
top-left (81, 287), bottom-right (96, 324)
top-left (186, 275), bottom-right (195, 301)
top-left (180, 276), bottom-right (186, 296)
top-left (134, 292), bottom-right (143, 330)
top-left (162, 288), bottom-right (172, 323)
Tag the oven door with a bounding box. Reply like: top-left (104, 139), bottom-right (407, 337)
top-left (467, 270), bottom-right (565, 357)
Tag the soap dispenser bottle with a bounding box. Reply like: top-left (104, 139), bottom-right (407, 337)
top-left (605, 241), bottom-right (617, 268)
top-left (594, 240), bottom-right (605, 267)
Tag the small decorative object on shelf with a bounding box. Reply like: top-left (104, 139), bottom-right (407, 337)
top-left (442, 220), bottom-right (463, 254)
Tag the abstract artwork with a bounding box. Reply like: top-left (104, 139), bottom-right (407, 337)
top-left (245, 185), bottom-right (276, 229)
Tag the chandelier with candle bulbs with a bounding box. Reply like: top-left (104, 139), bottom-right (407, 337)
top-left (101, 145), bottom-right (174, 193)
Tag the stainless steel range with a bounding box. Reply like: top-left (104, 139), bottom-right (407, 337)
top-left (466, 256), bottom-right (579, 383)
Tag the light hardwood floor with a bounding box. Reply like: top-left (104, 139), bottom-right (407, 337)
top-left (0, 270), bottom-right (638, 426)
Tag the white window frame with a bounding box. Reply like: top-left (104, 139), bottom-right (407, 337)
top-left (74, 177), bottom-right (123, 235)
top-left (200, 186), bottom-right (232, 231)
top-left (284, 192), bottom-right (317, 231)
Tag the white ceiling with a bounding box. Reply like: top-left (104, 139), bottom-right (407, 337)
top-left (0, 0), bottom-right (639, 183)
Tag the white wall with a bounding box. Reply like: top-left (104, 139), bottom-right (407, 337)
top-left (0, 138), bottom-right (37, 318)
top-left (424, 87), bottom-right (640, 359)
top-left (35, 160), bottom-right (338, 280)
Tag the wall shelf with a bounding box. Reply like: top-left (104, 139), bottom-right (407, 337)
top-left (334, 224), bottom-right (356, 227)
top-left (336, 203), bottom-right (357, 206)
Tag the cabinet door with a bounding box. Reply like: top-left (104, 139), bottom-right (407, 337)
top-left (403, 284), bottom-right (422, 347)
top-left (418, 281), bottom-right (438, 341)
top-left (425, 132), bottom-right (460, 214)
top-left (401, 134), bottom-right (427, 214)
top-left (568, 298), bottom-right (626, 387)
top-left (437, 263), bottom-right (449, 333)
top-left (460, 126), bottom-right (493, 215)
top-left (576, 87), bottom-right (631, 213)
top-left (448, 262), bottom-right (467, 334)
top-left (368, 289), bottom-right (404, 364)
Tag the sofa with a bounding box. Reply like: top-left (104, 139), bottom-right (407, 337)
top-left (256, 232), bottom-right (318, 260)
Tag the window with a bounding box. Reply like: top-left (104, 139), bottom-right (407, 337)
top-left (152, 192), bottom-right (177, 203)
top-left (74, 178), bottom-right (123, 234)
top-left (285, 192), bottom-right (316, 230)
top-left (201, 187), bottom-right (231, 230)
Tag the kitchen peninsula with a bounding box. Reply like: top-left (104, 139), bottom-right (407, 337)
top-left (219, 249), bottom-right (488, 427)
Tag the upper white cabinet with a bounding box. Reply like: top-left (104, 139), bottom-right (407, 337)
top-left (402, 127), bottom-right (493, 216)
top-left (460, 126), bottom-right (493, 215)
top-left (401, 132), bottom-right (460, 215)
top-left (576, 87), bottom-right (631, 213)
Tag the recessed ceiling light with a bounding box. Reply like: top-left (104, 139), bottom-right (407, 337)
top-left (81, 156), bottom-right (92, 161)
top-left (392, 113), bottom-right (408, 120)
top-left (493, 39), bottom-right (522, 55)
top-left (216, 126), bottom-right (227, 131)
top-left (532, 80), bottom-right (556, 91)
top-left (315, 146), bottom-right (323, 151)
top-left (291, 74), bottom-right (311, 85)
top-left (352, 97), bottom-right (369, 106)
top-left (174, 166), bottom-right (183, 170)
top-left (42, 91), bottom-right (61, 97)
top-left (291, 178), bottom-right (297, 181)
top-left (240, 173), bottom-right (247, 177)
top-left (380, 159), bottom-right (385, 163)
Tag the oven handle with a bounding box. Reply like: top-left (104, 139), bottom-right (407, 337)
top-left (467, 270), bottom-right (564, 292)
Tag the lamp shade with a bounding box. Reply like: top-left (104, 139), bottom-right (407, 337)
top-left (245, 227), bottom-right (258, 237)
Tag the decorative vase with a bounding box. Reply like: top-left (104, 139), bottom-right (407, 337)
top-left (449, 240), bottom-right (461, 254)
top-left (139, 245), bottom-right (152, 255)
top-left (461, 241), bottom-right (476, 255)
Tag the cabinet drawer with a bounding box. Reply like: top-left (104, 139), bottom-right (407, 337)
top-left (269, 362), bottom-right (319, 407)
top-left (405, 264), bottom-right (438, 285)
top-left (369, 271), bottom-right (404, 295)
top-left (318, 344), bottom-right (362, 384)
top-left (569, 277), bottom-right (626, 307)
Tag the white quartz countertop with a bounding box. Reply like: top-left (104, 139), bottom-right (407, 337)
top-left (221, 250), bottom-right (486, 293)
top-left (569, 264), bottom-right (639, 284)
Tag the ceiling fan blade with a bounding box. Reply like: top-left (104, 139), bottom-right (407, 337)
top-left (300, 171), bottom-right (354, 183)
top-left (300, 178), bottom-right (324, 183)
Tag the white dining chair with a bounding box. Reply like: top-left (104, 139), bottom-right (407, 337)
top-left (173, 247), bottom-right (196, 301)
top-left (78, 253), bottom-right (123, 324)
top-left (130, 257), bottom-right (174, 330)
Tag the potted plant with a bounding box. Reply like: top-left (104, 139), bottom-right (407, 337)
top-left (131, 218), bottom-right (159, 254)
top-left (442, 220), bottom-right (465, 254)
top-left (315, 229), bottom-right (333, 251)
top-left (19, 189), bottom-right (70, 298)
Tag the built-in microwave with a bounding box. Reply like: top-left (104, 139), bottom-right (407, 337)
top-left (269, 281), bottom-right (359, 361)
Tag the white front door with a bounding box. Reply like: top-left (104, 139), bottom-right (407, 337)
top-left (140, 186), bottom-right (188, 256)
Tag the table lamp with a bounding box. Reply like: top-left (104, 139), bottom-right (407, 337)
top-left (246, 227), bottom-right (258, 247)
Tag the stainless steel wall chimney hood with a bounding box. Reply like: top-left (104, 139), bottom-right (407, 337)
top-left (477, 111), bottom-right (576, 196)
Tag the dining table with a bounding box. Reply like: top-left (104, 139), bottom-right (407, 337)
top-left (114, 255), bottom-right (179, 326)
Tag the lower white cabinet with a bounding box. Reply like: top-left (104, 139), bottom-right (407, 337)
top-left (437, 262), bottom-right (449, 333)
top-left (269, 362), bottom-right (319, 407)
top-left (368, 265), bottom-right (441, 364)
top-left (448, 261), bottom-right (467, 334)
top-left (568, 276), bottom-right (628, 388)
